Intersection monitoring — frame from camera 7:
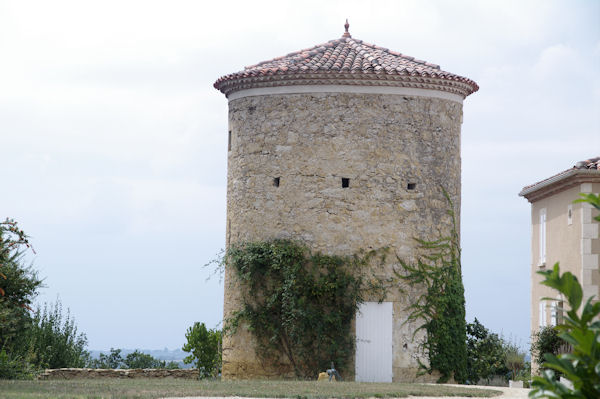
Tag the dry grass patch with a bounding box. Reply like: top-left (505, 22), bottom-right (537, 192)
top-left (0, 379), bottom-right (502, 399)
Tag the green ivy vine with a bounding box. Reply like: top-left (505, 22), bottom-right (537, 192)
top-left (225, 239), bottom-right (387, 378)
top-left (221, 189), bottom-right (467, 382)
top-left (394, 190), bottom-right (468, 383)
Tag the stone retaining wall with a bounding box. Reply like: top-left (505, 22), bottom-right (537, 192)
top-left (38, 368), bottom-right (199, 379)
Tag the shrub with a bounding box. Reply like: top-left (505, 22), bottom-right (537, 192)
top-left (465, 318), bottom-right (507, 384)
top-left (531, 325), bottom-right (565, 377)
top-left (27, 299), bottom-right (90, 369)
top-left (0, 350), bottom-right (35, 380)
top-left (182, 322), bottom-right (221, 378)
top-left (124, 350), bottom-right (179, 369)
top-left (503, 340), bottom-right (526, 381)
top-left (0, 219), bottom-right (41, 379)
top-left (529, 263), bottom-right (600, 398)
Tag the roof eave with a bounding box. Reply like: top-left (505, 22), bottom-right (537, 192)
top-left (519, 169), bottom-right (600, 203)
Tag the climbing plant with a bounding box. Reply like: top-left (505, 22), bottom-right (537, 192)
top-left (225, 239), bottom-right (386, 378)
top-left (394, 190), bottom-right (467, 383)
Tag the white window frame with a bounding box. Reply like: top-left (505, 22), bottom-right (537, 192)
top-left (539, 301), bottom-right (547, 327)
top-left (539, 208), bottom-right (547, 266)
top-left (550, 301), bottom-right (558, 326)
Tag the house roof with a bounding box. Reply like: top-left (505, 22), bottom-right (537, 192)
top-left (214, 21), bottom-right (479, 98)
top-left (519, 156), bottom-right (600, 202)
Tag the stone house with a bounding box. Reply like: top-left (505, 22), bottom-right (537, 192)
top-left (213, 22), bottom-right (478, 382)
top-left (519, 157), bottom-right (600, 371)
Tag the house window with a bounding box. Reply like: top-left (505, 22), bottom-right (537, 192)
top-left (567, 204), bottom-right (572, 225)
top-left (539, 208), bottom-right (546, 266)
top-left (539, 301), bottom-right (547, 327)
top-left (550, 301), bottom-right (563, 326)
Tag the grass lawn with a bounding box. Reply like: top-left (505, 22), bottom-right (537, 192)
top-left (0, 379), bottom-right (502, 399)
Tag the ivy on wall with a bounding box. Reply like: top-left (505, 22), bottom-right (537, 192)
top-left (394, 190), bottom-right (468, 383)
top-left (225, 239), bottom-right (386, 378)
top-left (222, 189), bottom-right (468, 382)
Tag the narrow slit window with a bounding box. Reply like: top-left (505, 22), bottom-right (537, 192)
top-left (228, 130), bottom-right (232, 151)
top-left (341, 178), bottom-right (350, 188)
top-left (273, 177), bottom-right (280, 187)
top-left (407, 183), bottom-right (416, 190)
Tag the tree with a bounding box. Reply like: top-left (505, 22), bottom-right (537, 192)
top-left (465, 318), bottom-right (508, 384)
top-left (503, 340), bottom-right (526, 382)
top-left (182, 322), bottom-right (221, 378)
top-left (89, 348), bottom-right (124, 369)
top-left (0, 219), bottom-right (42, 379)
top-left (123, 350), bottom-right (179, 369)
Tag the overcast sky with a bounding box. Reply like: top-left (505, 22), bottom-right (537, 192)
top-left (1, 0), bottom-right (598, 352)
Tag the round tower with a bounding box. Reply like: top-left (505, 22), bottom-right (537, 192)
top-left (214, 22), bottom-right (478, 381)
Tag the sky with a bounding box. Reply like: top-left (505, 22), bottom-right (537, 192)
top-left (1, 0), bottom-right (598, 352)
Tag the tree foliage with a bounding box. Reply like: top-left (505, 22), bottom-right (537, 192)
top-left (394, 190), bottom-right (467, 383)
top-left (225, 239), bottom-right (386, 378)
top-left (0, 219), bottom-right (89, 378)
top-left (88, 348), bottom-right (124, 369)
top-left (531, 326), bottom-right (565, 377)
top-left (0, 219), bottom-right (42, 356)
top-left (27, 300), bottom-right (89, 369)
top-left (503, 339), bottom-right (526, 382)
top-left (89, 348), bottom-right (179, 369)
top-left (529, 263), bottom-right (600, 398)
top-left (182, 322), bottom-right (221, 378)
top-left (124, 350), bottom-right (179, 369)
top-left (465, 318), bottom-right (508, 384)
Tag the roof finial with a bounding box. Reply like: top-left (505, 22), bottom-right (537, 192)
top-left (343, 19), bottom-right (351, 38)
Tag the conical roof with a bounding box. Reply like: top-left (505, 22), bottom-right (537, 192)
top-left (214, 22), bottom-right (478, 98)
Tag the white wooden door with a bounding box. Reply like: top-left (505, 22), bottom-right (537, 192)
top-left (355, 301), bottom-right (393, 382)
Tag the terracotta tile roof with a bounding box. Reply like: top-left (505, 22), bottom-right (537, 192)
top-left (575, 156), bottom-right (600, 170)
top-left (214, 23), bottom-right (478, 98)
top-left (519, 156), bottom-right (600, 200)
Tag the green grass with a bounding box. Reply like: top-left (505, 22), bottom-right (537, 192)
top-left (0, 379), bottom-right (502, 399)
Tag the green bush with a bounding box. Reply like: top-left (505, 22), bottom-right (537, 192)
top-left (529, 263), bottom-right (600, 398)
top-left (531, 325), bottom-right (564, 377)
top-left (0, 350), bottom-right (35, 380)
top-left (465, 318), bottom-right (508, 384)
top-left (503, 339), bottom-right (526, 381)
top-left (182, 322), bottom-right (221, 378)
top-left (27, 299), bottom-right (90, 369)
top-left (0, 219), bottom-right (41, 379)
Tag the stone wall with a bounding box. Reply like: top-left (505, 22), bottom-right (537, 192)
top-left (223, 91), bottom-right (464, 381)
top-left (38, 368), bottom-right (199, 379)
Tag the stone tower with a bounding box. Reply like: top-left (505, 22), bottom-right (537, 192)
top-left (214, 22), bottom-right (478, 381)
